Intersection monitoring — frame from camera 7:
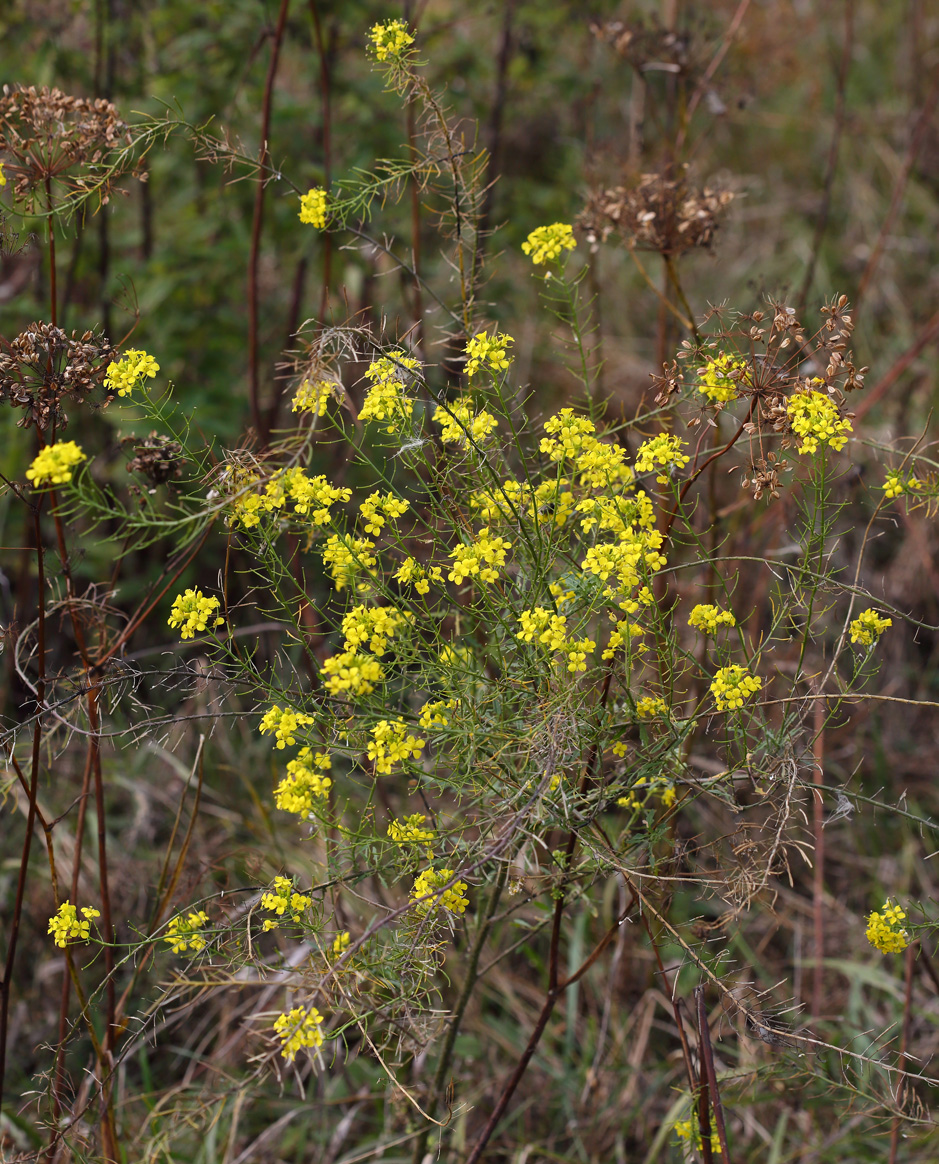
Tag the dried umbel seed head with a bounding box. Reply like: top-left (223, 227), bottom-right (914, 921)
top-left (580, 168), bottom-right (734, 257)
top-left (124, 432), bottom-right (187, 486)
top-left (0, 322), bottom-right (114, 430)
top-left (589, 18), bottom-right (692, 74)
top-left (0, 85), bottom-right (133, 207)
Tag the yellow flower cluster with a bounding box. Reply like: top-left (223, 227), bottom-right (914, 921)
top-left (367, 18), bottom-right (413, 60)
top-left (515, 607), bottom-right (595, 672)
top-left (103, 348), bottom-right (160, 397)
top-left (697, 352), bottom-right (745, 403)
top-left (322, 534), bottom-right (377, 591)
top-left (47, 901), bottom-right (100, 948)
top-left (634, 433), bottom-right (690, 484)
top-left (882, 469), bottom-right (923, 499)
top-left (471, 477), bottom-right (576, 529)
top-left (635, 696), bottom-right (668, 719)
top-left (298, 187), bottom-right (328, 228)
top-left (464, 331), bottom-right (514, 377)
top-left (292, 378), bottom-right (336, 416)
top-left (228, 467), bottom-right (351, 530)
top-left (411, 868), bottom-right (469, 915)
top-left (274, 748), bottom-right (332, 816)
top-left (419, 699), bottom-right (456, 729)
top-left (674, 1117), bottom-right (722, 1155)
top-left (540, 409), bottom-right (597, 462)
top-left (260, 876), bottom-right (312, 931)
top-left (577, 491), bottom-right (654, 538)
top-left (601, 620), bottom-right (646, 660)
top-left (341, 604), bottom-right (410, 656)
top-left (395, 556), bottom-right (443, 595)
top-left (617, 777), bottom-right (677, 811)
top-left (359, 350), bottom-right (419, 433)
top-left (0, 162), bottom-right (5, 187)
top-left (26, 441), bottom-right (86, 487)
top-left (866, 899), bottom-right (909, 953)
top-left (434, 398), bottom-right (499, 446)
top-left (448, 528), bottom-right (512, 585)
top-left (388, 813), bottom-right (435, 856)
top-left (359, 491), bottom-right (409, 535)
top-left (332, 931), bottom-right (351, 957)
top-left (581, 529), bottom-right (667, 609)
top-left (710, 664), bottom-right (762, 711)
top-left (164, 910), bottom-right (210, 954)
top-left (849, 607), bottom-right (892, 646)
top-left (368, 719), bottom-right (425, 775)
top-left (688, 603), bottom-right (736, 634)
top-left (273, 1005), bottom-right (325, 1061)
top-left (522, 222), bottom-right (577, 265)
top-left (786, 389), bottom-right (852, 454)
top-left (322, 650), bottom-right (384, 697)
top-left (167, 588), bottom-right (223, 639)
top-left (259, 704), bottom-right (316, 749)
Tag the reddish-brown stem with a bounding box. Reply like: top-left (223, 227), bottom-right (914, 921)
top-left (0, 504), bottom-right (46, 1104)
top-left (46, 179), bottom-right (57, 326)
top-left (854, 67), bottom-right (939, 314)
top-left (640, 909), bottom-right (697, 1096)
top-left (853, 306), bottom-right (939, 422)
top-left (675, 0), bottom-right (752, 154)
top-left (796, 0), bottom-right (854, 313)
top-left (888, 942), bottom-right (917, 1164)
top-left (308, 0), bottom-right (333, 323)
top-left (811, 690), bottom-right (826, 1019)
top-left (695, 985), bottom-right (730, 1161)
top-left (247, 0), bottom-right (292, 445)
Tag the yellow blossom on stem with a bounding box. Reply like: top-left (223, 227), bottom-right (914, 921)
top-left (388, 813), bottom-right (436, 856)
top-left (164, 910), bottom-right (210, 954)
top-left (635, 433), bottom-right (690, 484)
top-left (103, 348), bottom-right (160, 397)
top-left (322, 650), bottom-right (384, 698)
top-left (341, 604), bottom-right (411, 656)
top-left (448, 528), bottom-right (511, 585)
top-left (0, 162), bottom-right (5, 187)
top-left (710, 664), bottom-right (762, 711)
top-left (26, 441), bottom-right (87, 487)
top-left (688, 604), bottom-right (736, 634)
top-left (331, 931), bottom-right (351, 957)
top-left (47, 901), bottom-right (100, 948)
top-left (274, 748), bottom-right (332, 816)
top-left (463, 331), bottom-right (514, 377)
top-left (167, 588), bottom-right (223, 639)
top-left (786, 389), bottom-right (852, 454)
top-left (434, 398), bottom-right (499, 446)
top-left (273, 1006), bottom-right (325, 1061)
top-left (322, 534), bottom-right (377, 591)
top-left (674, 1117), bottom-right (722, 1155)
top-left (359, 491), bottom-right (409, 536)
top-left (411, 868), bottom-right (469, 915)
top-left (359, 350), bottom-right (419, 433)
top-left (419, 699), bottom-right (456, 729)
top-left (395, 557), bottom-right (443, 595)
top-left (292, 378), bottom-right (337, 416)
top-left (368, 719), bottom-right (425, 775)
top-left (298, 187), bottom-right (328, 228)
top-left (635, 696), bottom-right (668, 719)
top-left (866, 899), bottom-right (909, 953)
top-left (849, 608), bottom-right (892, 646)
top-left (260, 876), bottom-right (312, 931)
top-left (259, 704), bottom-right (316, 749)
top-left (367, 18), bottom-right (414, 61)
top-left (521, 222), bottom-right (576, 266)
top-left (697, 352), bottom-right (745, 403)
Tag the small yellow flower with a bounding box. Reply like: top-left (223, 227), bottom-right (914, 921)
top-left (786, 389), bottom-right (852, 455)
top-left (635, 433), bottom-right (690, 484)
top-left (331, 931), bottom-right (351, 957)
top-left (849, 608), bottom-right (891, 647)
top-left (388, 813), bottom-right (435, 856)
top-left (411, 868), bottom-right (469, 915)
top-left (259, 704), bottom-right (316, 749)
top-left (274, 748), bottom-right (332, 816)
top-left (688, 603), bottom-right (736, 634)
top-left (164, 910), bottom-right (210, 955)
top-left (103, 349), bottom-right (159, 397)
top-left (368, 719), bottom-right (425, 775)
top-left (273, 1005), bottom-right (325, 1061)
top-left (26, 441), bottom-right (86, 487)
top-left (463, 331), bottom-right (514, 377)
top-left (697, 352), bottom-right (745, 403)
top-left (260, 876), bottom-right (312, 932)
top-left (866, 899), bottom-right (909, 953)
top-left (298, 187), bottom-right (328, 228)
top-left (0, 161), bottom-right (6, 187)
top-left (167, 588), bottom-right (224, 640)
top-left (522, 223), bottom-right (576, 266)
top-left (710, 664), bottom-right (762, 711)
top-left (635, 696), bottom-right (668, 719)
top-left (367, 18), bottom-right (414, 61)
top-left (48, 901), bottom-right (100, 948)
top-left (292, 378), bottom-right (336, 416)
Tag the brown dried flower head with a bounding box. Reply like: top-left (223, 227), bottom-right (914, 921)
top-left (0, 85), bottom-right (132, 208)
top-left (124, 432), bottom-right (187, 486)
top-left (0, 321), bottom-right (115, 429)
top-left (580, 168), bottom-right (734, 257)
top-left (589, 18), bottom-right (692, 75)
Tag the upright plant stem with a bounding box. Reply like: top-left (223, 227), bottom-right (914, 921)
top-left (248, 0), bottom-right (292, 444)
